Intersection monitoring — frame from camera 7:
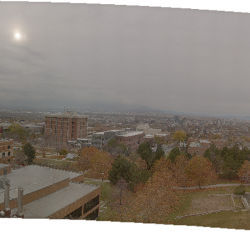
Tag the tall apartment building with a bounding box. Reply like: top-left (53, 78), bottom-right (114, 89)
top-left (45, 112), bottom-right (87, 148)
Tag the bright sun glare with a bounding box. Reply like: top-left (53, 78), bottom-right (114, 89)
top-left (14, 31), bottom-right (22, 41)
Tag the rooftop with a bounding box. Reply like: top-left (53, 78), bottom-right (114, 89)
top-left (144, 134), bottom-right (154, 139)
top-left (46, 111), bottom-right (87, 119)
top-left (118, 131), bottom-right (144, 137)
top-left (93, 132), bottom-right (105, 135)
top-left (0, 165), bottom-right (81, 204)
top-left (0, 139), bottom-right (13, 143)
top-left (22, 183), bottom-right (97, 218)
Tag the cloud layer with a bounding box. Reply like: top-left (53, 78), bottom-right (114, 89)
top-left (1, 3), bottom-right (250, 115)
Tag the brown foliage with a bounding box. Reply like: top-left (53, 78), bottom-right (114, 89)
top-left (153, 155), bottom-right (189, 187)
top-left (120, 163), bottom-right (179, 223)
top-left (78, 147), bottom-right (114, 179)
top-left (238, 160), bottom-right (250, 183)
top-left (173, 155), bottom-right (189, 186)
top-left (185, 156), bottom-right (217, 187)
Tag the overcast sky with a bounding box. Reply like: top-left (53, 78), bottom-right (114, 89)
top-left (1, 3), bottom-right (250, 115)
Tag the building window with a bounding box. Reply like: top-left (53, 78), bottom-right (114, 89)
top-left (84, 195), bottom-right (99, 213)
top-left (2, 152), bottom-right (5, 158)
top-left (85, 209), bottom-right (99, 220)
top-left (64, 206), bottom-right (82, 219)
top-left (8, 152), bottom-right (10, 156)
top-left (8, 145), bottom-right (10, 149)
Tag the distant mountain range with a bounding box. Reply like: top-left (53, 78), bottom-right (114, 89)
top-left (0, 102), bottom-right (250, 120)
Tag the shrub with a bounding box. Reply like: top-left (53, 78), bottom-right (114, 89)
top-left (59, 149), bottom-right (68, 156)
top-left (234, 185), bottom-right (246, 195)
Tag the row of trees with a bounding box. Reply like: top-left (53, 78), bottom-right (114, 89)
top-left (76, 139), bottom-right (250, 223)
top-left (204, 144), bottom-right (250, 179)
top-left (104, 152), bottom-right (217, 223)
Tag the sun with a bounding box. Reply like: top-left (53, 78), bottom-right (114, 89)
top-left (14, 31), bottom-right (22, 41)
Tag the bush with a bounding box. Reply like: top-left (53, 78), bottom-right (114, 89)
top-left (59, 149), bottom-right (68, 156)
top-left (234, 185), bottom-right (246, 195)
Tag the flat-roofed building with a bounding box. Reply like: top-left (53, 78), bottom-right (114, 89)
top-left (0, 139), bottom-right (14, 163)
top-left (91, 129), bottom-right (125, 149)
top-left (116, 131), bottom-right (144, 152)
top-left (0, 165), bottom-right (100, 219)
top-left (136, 123), bottom-right (162, 135)
top-left (45, 112), bottom-right (87, 148)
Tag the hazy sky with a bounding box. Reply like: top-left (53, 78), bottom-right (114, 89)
top-left (1, 3), bottom-right (250, 115)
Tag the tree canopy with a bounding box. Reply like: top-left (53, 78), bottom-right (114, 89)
top-left (185, 156), bottom-right (217, 188)
top-left (238, 160), bottom-right (250, 183)
top-left (137, 142), bottom-right (164, 170)
top-left (78, 146), bottom-right (113, 179)
top-left (121, 162), bottom-right (179, 223)
top-left (7, 123), bottom-right (28, 141)
top-left (23, 143), bottom-right (36, 164)
top-left (204, 144), bottom-right (250, 179)
top-left (104, 138), bottom-right (128, 156)
top-left (173, 130), bottom-right (187, 142)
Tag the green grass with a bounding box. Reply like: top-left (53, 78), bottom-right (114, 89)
top-left (86, 179), bottom-right (250, 229)
top-left (174, 210), bottom-right (250, 230)
top-left (168, 187), bottom-right (233, 219)
top-left (83, 180), bottom-right (113, 203)
top-left (166, 185), bottom-right (250, 229)
top-left (34, 158), bottom-right (76, 170)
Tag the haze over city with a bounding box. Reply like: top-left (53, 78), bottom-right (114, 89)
top-left (1, 3), bottom-right (250, 116)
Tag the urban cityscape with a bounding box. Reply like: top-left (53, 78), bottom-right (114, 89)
top-left (1, 3), bottom-right (250, 229)
top-left (1, 108), bottom-right (250, 228)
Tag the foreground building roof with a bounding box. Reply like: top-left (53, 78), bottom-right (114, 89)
top-left (0, 165), bottom-right (101, 219)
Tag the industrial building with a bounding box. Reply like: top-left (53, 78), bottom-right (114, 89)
top-left (45, 111), bottom-right (88, 148)
top-left (0, 165), bottom-right (100, 219)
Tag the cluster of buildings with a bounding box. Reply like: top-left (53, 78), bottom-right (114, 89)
top-left (68, 129), bottom-right (145, 152)
top-left (0, 164), bottom-right (100, 219)
top-left (44, 113), bottom-right (168, 152)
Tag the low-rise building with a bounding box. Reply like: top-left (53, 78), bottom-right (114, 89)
top-left (0, 139), bottom-right (14, 163)
top-left (136, 123), bottom-right (162, 135)
top-left (0, 165), bottom-right (100, 219)
top-left (91, 129), bottom-right (125, 149)
top-left (187, 139), bottom-right (211, 156)
top-left (22, 123), bottom-right (44, 134)
top-left (116, 131), bottom-right (144, 152)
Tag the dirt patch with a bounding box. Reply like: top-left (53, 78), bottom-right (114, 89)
top-left (187, 195), bottom-right (234, 214)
